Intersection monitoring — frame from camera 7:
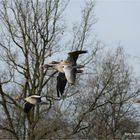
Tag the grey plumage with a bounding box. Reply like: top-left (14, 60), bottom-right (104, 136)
top-left (66, 50), bottom-right (88, 65)
top-left (24, 102), bottom-right (34, 113)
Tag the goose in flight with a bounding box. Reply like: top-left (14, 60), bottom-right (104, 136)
top-left (15, 95), bottom-right (48, 113)
top-left (41, 50), bottom-right (87, 97)
top-left (133, 99), bottom-right (140, 104)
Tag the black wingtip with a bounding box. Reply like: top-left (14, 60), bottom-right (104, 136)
top-left (24, 102), bottom-right (34, 113)
top-left (57, 89), bottom-right (60, 98)
top-left (68, 50), bottom-right (88, 54)
top-left (57, 87), bottom-right (65, 97)
top-left (56, 73), bottom-right (67, 97)
top-left (80, 50), bottom-right (88, 53)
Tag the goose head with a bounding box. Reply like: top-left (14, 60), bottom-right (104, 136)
top-left (15, 95), bottom-right (23, 101)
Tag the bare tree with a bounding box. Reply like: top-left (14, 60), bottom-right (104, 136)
top-left (1, 0), bottom-right (137, 140)
top-left (0, 0), bottom-right (98, 139)
top-left (0, 0), bottom-right (68, 139)
top-left (66, 47), bottom-right (139, 139)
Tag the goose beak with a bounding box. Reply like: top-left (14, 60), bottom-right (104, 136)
top-left (49, 61), bottom-right (60, 64)
top-left (15, 96), bottom-right (21, 101)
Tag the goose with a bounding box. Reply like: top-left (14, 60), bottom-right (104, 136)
top-left (133, 99), bottom-right (140, 104)
top-left (41, 50), bottom-right (87, 97)
top-left (15, 95), bottom-right (48, 113)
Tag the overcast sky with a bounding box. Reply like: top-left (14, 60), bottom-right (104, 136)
top-left (65, 0), bottom-right (140, 75)
top-left (94, 0), bottom-right (140, 55)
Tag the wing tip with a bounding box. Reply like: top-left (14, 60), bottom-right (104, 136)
top-left (24, 102), bottom-right (34, 113)
top-left (68, 50), bottom-right (88, 54)
top-left (82, 50), bottom-right (88, 54)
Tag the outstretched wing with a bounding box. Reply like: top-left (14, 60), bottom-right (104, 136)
top-left (56, 72), bottom-right (67, 97)
top-left (66, 50), bottom-right (88, 65)
top-left (24, 102), bottom-right (34, 113)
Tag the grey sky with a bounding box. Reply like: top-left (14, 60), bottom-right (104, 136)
top-left (94, 0), bottom-right (140, 56)
top-left (66, 0), bottom-right (140, 74)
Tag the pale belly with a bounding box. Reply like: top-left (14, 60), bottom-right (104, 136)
top-left (55, 65), bottom-right (64, 73)
top-left (63, 66), bottom-right (75, 84)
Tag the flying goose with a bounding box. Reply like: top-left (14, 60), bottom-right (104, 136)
top-left (41, 50), bottom-right (87, 97)
top-left (16, 95), bottom-right (48, 113)
top-left (133, 99), bottom-right (140, 104)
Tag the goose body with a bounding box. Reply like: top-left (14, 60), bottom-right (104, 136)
top-left (63, 65), bottom-right (76, 84)
top-left (133, 99), bottom-right (140, 104)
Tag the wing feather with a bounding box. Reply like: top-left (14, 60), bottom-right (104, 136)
top-left (56, 73), bottom-right (67, 97)
top-left (24, 102), bottom-right (34, 113)
top-left (67, 50), bottom-right (87, 65)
